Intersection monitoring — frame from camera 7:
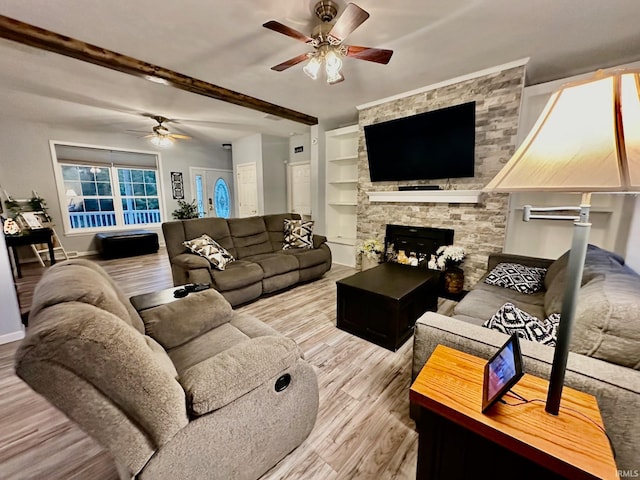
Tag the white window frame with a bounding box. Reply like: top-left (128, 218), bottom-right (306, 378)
top-left (50, 141), bottom-right (166, 235)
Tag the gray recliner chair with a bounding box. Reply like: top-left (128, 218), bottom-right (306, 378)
top-left (15, 259), bottom-right (319, 479)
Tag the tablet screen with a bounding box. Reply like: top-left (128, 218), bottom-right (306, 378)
top-left (482, 334), bottom-right (524, 412)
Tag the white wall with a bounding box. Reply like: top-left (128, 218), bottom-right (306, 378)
top-left (0, 119), bottom-right (231, 254)
top-left (0, 232), bottom-right (24, 344)
top-left (261, 135), bottom-right (288, 214)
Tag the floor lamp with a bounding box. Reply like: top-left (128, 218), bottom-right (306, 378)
top-left (484, 69), bottom-right (640, 415)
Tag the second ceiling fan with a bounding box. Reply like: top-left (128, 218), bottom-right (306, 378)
top-left (263, 1), bottom-right (393, 84)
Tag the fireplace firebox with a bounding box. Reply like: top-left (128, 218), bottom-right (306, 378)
top-left (384, 224), bottom-right (454, 267)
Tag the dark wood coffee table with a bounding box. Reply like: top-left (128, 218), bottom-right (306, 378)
top-left (336, 263), bottom-right (440, 351)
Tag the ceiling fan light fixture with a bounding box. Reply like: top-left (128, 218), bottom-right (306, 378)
top-left (324, 48), bottom-right (342, 75)
top-left (150, 135), bottom-right (173, 148)
top-left (326, 70), bottom-right (344, 85)
top-left (303, 55), bottom-right (321, 80)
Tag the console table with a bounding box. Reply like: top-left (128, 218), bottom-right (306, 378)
top-left (5, 228), bottom-right (55, 278)
top-left (336, 263), bottom-right (439, 351)
top-left (410, 345), bottom-right (617, 480)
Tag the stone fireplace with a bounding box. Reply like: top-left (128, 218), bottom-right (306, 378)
top-left (356, 63), bottom-right (526, 288)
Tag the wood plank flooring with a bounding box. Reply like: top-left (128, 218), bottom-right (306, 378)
top-left (1, 250), bottom-right (456, 479)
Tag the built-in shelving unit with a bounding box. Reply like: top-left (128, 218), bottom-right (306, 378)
top-left (326, 125), bottom-right (359, 267)
top-left (367, 190), bottom-right (483, 204)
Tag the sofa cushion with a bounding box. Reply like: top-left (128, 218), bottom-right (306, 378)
top-left (483, 302), bottom-right (559, 346)
top-left (210, 260), bottom-right (264, 291)
top-left (179, 336), bottom-right (301, 416)
top-left (571, 270), bottom-right (640, 369)
top-left (545, 245), bottom-right (627, 315)
top-left (484, 263), bottom-right (547, 294)
top-left (182, 217), bottom-right (236, 258)
top-left (144, 335), bottom-right (179, 380)
top-left (282, 247), bottom-right (329, 269)
top-left (227, 217), bottom-right (273, 258)
top-left (29, 262), bottom-right (137, 330)
top-left (183, 234), bottom-right (235, 271)
top-left (243, 253), bottom-right (299, 278)
top-left (263, 213), bottom-right (300, 251)
top-left (283, 219), bottom-right (314, 249)
top-left (140, 289), bottom-right (234, 349)
top-left (454, 285), bottom-right (546, 323)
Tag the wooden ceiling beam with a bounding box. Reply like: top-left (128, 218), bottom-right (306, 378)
top-left (0, 15), bottom-right (318, 126)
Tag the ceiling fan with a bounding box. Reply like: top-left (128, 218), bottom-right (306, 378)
top-left (142, 116), bottom-right (191, 147)
top-left (263, 1), bottom-right (393, 84)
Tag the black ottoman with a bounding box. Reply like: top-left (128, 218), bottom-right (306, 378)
top-left (95, 230), bottom-right (159, 259)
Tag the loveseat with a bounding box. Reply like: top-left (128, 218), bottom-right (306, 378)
top-left (15, 259), bottom-right (319, 480)
top-left (412, 245), bottom-right (640, 472)
top-left (162, 213), bottom-right (332, 306)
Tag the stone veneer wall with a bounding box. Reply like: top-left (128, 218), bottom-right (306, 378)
top-left (357, 65), bottom-right (525, 288)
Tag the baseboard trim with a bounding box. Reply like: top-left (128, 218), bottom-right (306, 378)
top-left (0, 329), bottom-right (25, 345)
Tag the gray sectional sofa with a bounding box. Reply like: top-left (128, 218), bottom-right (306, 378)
top-left (412, 245), bottom-right (640, 472)
top-left (162, 213), bottom-right (332, 306)
top-left (16, 259), bottom-right (319, 480)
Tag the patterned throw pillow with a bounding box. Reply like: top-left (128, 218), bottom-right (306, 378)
top-left (283, 219), bottom-right (314, 249)
top-left (484, 263), bottom-right (547, 294)
top-left (183, 234), bottom-right (235, 271)
top-left (483, 302), bottom-right (560, 346)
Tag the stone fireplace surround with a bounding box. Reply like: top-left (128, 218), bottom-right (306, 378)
top-left (356, 63), bottom-right (526, 289)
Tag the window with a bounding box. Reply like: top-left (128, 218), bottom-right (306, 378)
top-left (214, 178), bottom-right (231, 218)
top-left (53, 144), bottom-right (162, 233)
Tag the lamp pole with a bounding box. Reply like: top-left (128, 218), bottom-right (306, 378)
top-left (545, 193), bottom-right (592, 415)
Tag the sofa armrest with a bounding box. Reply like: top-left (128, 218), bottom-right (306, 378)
top-left (487, 252), bottom-right (554, 271)
top-left (171, 252), bottom-right (212, 271)
top-left (413, 311), bottom-right (640, 471)
top-left (312, 234), bottom-right (327, 249)
top-left (140, 289), bottom-right (233, 349)
top-left (179, 336), bottom-right (302, 416)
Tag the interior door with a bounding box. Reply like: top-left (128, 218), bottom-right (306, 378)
top-left (288, 162), bottom-right (311, 217)
top-left (190, 168), bottom-right (234, 218)
top-left (236, 162), bottom-right (258, 217)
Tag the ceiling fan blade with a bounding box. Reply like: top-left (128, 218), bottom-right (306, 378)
top-left (263, 20), bottom-right (313, 44)
top-left (346, 46), bottom-right (393, 64)
top-left (169, 134), bottom-right (191, 140)
top-left (271, 53), bottom-right (310, 72)
top-left (328, 3), bottom-right (369, 43)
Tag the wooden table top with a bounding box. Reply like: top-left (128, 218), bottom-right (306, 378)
top-left (336, 262), bottom-right (439, 300)
top-left (410, 345), bottom-right (618, 480)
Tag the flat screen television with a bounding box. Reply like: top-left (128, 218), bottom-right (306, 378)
top-left (364, 101), bottom-right (476, 182)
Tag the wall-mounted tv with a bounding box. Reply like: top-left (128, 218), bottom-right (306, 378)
top-left (364, 101), bottom-right (476, 182)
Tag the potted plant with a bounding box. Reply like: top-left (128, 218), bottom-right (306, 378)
top-left (172, 200), bottom-right (199, 220)
top-left (357, 238), bottom-right (383, 271)
top-left (434, 245), bottom-right (466, 294)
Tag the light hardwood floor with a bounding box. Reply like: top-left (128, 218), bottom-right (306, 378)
top-left (1, 250), bottom-right (455, 479)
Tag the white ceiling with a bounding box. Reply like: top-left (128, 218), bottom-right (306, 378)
top-left (1, 0), bottom-right (639, 148)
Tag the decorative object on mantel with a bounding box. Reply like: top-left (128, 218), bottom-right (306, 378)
top-left (357, 238), bottom-right (383, 270)
top-left (435, 245), bottom-right (466, 294)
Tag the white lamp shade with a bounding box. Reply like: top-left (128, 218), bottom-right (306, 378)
top-left (485, 71), bottom-right (640, 192)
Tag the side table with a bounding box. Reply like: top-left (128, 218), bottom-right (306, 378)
top-left (410, 345), bottom-right (617, 480)
top-left (5, 228), bottom-right (56, 278)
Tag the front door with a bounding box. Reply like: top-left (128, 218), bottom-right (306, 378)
top-left (190, 168), bottom-right (234, 218)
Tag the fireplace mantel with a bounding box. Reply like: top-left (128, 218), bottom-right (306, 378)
top-left (367, 190), bottom-right (483, 204)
